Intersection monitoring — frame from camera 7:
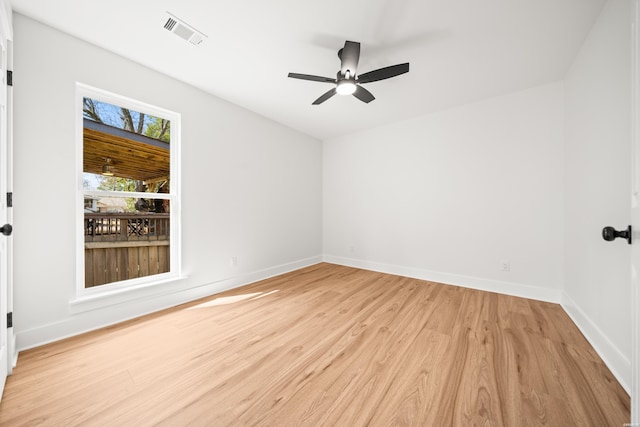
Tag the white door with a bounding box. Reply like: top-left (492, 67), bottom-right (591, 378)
top-left (0, 0), bottom-right (10, 400)
top-left (631, 0), bottom-right (640, 422)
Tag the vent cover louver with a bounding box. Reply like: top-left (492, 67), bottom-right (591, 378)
top-left (164, 17), bottom-right (177, 31)
top-left (163, 12), bottom-right (207, 46)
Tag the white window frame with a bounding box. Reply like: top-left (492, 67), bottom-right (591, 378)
top-left (74, 83), bottom-right (181, 301)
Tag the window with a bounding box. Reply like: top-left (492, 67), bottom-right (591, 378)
top-left (76, 84), bottom-right (180, 297)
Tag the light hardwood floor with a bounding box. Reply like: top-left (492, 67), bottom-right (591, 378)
top-left (0, 263), bottom-right (630, 426)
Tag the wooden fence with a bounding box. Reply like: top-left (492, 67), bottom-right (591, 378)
top-left (84, 213), bottom-right (170, 287)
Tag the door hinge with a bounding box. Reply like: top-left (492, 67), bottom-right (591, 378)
top-left (7, 312), bottom-right (12, 328)
top-left (6, 192), bottom-right (12, 208)
top-left (7, 70), bottom-right (12, 87)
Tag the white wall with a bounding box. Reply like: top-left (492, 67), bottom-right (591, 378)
top-left (323, 82), bottom-right (565, 302)
top-left (12, 14), bottom-right (322, 349)
top-left (563, 0), bottom-right (631, 391)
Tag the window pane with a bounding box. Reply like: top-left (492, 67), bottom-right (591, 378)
top-left (80, 89), bottom-right (178, 292)
top-left (84, 195), bottom-right (171, 287)
top-left (83, 97), bottom-right (170, 193)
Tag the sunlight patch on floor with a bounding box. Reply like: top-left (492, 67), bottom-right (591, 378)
top-left (188, 290), bottom-right (280, 309)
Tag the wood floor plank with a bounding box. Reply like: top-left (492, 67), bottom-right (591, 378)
top-left (0, 263), bottom-right (630, 426)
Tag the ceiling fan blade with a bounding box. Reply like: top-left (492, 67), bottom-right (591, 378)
top-left (339, 41), bottom-right (360, 77)
top-left (357, 63), bottom-right (410, 84)
top-left (312, 88), bottom-right (337, 105)
top-left (288, 73), bottom-right (336, 83)
top-left (353, 85), bottom-right (375, 103)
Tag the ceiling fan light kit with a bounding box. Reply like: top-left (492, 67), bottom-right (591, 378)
top-left (288, 40), bottom-right (409, 105)
top-left (336, 79), bottom-right (357, 95)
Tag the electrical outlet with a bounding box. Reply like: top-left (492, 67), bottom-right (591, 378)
top-left (501, 259), bottom-right (510, 272)
top-left (349, 245), bottom-right (355, 254)
top-left (231, 256), bottom-right (238, 267)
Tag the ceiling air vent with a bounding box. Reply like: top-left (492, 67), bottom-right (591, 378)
top-left (163, 12), bottom-right (207, 46)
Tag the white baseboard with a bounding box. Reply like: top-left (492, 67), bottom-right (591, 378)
top-left (323, 254), bottom-right (631, 395)
top-left (9, 330), bottom-right (16, 373)
top-left (15, 255), bottom-right (630, 397)
top-left (16, 255), bottom-right (323, 352)
top-left (323, 255), bottom-right (562, 303)
top-left (561, 292), bottom-right (631, 394)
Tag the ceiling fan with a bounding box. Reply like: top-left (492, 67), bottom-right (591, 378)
top-left (288, 40), bottom-right (410, 105)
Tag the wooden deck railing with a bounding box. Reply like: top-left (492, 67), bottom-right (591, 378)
top-left (84, 213), bottom-right (170, 287)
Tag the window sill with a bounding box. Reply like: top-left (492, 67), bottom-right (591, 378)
top-left (69, 274), bottom-right (188, 314)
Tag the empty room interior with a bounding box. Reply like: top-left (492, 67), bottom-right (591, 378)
top-left (0, 0), bottom-right (637, 425)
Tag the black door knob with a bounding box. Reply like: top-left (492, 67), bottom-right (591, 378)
top-left (602, 225), bottom-right (631, 244)
top-left (0, 224), bottom-right (11, 236)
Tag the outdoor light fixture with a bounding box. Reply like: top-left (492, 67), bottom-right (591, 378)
top-left (102, 158), bottom-right (114, 176)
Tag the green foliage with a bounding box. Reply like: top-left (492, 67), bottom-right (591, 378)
top-left (97, 177), bottom-right (138, 211)
top-left (97, 177), bottom-right (137, 192)
top-left (144, 117), bottom-right (171, 143)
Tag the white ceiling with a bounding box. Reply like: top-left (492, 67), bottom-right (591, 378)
top-left (10, 0), bottom-right (605, 140)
